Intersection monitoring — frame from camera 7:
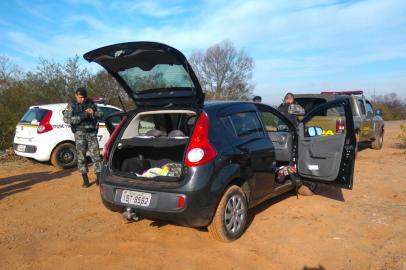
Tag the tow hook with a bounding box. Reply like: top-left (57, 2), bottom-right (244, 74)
top-left (123, 207), bottom-right (141, 222)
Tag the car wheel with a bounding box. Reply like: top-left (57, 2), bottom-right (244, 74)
top-left (50, 142), bottom-right (77, 169)
top-left (208, 185), bottom-right (248, 242)
top-left (371, 130), bottom-right (384, 150)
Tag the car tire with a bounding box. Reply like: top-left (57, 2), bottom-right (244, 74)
top-left (208, 185), bottom-right (248, 242)
top-left (50, 142), bottom-right (77, 169)
top-left (371, 130), bottom-right (384, 150)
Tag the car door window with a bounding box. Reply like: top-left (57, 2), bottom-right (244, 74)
top-left (304, 105), bottom-right (346, 137)
top-left (298, 100), bottom-right (355, 188)
top-left (358, 99), bottom-right (366, 116)
top-left (222, 111), bottom-right (264, 139)
top-left (365, 102), bottom-right (374, 117)
top-left (259, 110), bottom-right (290, 132)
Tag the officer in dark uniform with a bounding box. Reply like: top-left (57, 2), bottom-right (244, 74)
top-left (277, 92), bottom-right (305, 126)
top-left (63, 88), bottom-right (103, 188)
top-left (252, 96), bottom-right (262, 103)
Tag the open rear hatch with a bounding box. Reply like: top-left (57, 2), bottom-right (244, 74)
top-left (83, 42), bottom-right (204, 108)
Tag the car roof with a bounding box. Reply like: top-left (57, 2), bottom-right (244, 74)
top-left (203, 100), bottom-right (253, 109)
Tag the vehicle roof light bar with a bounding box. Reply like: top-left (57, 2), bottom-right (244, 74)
top-left (321, 91), bottom-right (364, 95)
top-left (87, 96), bottom-right (106, 104)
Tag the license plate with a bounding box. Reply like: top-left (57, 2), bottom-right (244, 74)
top-left (17, 144), bottom-right (26, 152)
top-left (120, 190), bottom-right (151, 207)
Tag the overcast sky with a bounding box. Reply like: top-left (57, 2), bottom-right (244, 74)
top-left (1, 0), bottom-right (405, 102)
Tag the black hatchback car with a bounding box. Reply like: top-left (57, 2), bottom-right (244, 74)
top-left (84, 42), bottom-right (356, 242)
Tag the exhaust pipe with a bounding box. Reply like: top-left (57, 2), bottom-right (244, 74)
top-left (123, 207), bottom-right (141, 222)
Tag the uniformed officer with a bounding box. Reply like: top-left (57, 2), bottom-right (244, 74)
top-left (277, 92), bottom-right (305, 126)
top-left (63, 88), bottom-right (103, 188)
top-left (252, 96), bottom-right (262, 103)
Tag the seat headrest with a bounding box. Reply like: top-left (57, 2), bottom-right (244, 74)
top-left (168, 130), bottom-right (186, 138)
top-left (145, 129), bottom-right (164, 137)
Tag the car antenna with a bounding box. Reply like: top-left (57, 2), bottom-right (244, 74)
top-left (118, 95), bottom-right (128, 115)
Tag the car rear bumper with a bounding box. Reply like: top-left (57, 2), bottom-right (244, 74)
top-left (99, 164), bottom-right (219, 227)
top-left (13, 130), bottom-right (70, 162)
top-left (13, 142), bottom-right (50, 161)
top-left (100, 184), bottom-right (215, 227)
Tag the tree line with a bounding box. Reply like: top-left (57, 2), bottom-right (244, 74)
top-left (0, 40), bottom-right (255, 150)
top-left (371, 93), bottom-right (406, 121)
top-left (1, 40), bottom-right (405, 150)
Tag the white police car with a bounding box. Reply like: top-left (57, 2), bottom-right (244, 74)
top-left (13, 99), bottom-right (122, 168)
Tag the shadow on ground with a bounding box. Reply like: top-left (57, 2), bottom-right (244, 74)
top-left (358, 142), bottom-right (371, 152)
top-left (303, 265), bottom-right (326, 270)
top-left (0, 168), bottom-right (75, 200)
top-left (315, 184), bottom-right (345, 202)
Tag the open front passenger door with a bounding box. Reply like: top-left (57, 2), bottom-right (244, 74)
top-left (297, 99), bottom-right (356, 189)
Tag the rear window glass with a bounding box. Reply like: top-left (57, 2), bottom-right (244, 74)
top-left (118, 64), bottom-right (194, 93)
top-left (295, 98), bottom-right (327, 113)
top-left (20, 108), bottom-right (49, 125)
top-left (222, 111), bottom-right (264, 138)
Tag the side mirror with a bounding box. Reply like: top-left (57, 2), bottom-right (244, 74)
top-left (375, 109), bottom-right (382, 116)
top-left (307, 126), bottom-right (323, 137)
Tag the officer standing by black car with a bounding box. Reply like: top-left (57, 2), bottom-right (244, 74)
top-left (63, 88), bottom-right (103, 188)
top-left (277, 92), bottom-right (305, 126)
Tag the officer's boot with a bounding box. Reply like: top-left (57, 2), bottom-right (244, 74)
top-left (96, 172), bottom-right (101, 186)
top-left (82, 173), bottom-right (90, 188)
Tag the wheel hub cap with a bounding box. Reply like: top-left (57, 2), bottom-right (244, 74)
top-left (224, 194), bottom-right (245, 234)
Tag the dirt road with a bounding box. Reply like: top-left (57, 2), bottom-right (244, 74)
top-left (1, 121), bottom-right (405, 270)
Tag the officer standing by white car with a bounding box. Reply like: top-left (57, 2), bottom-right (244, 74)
top-left (63, 88), bottom-right (103, 188)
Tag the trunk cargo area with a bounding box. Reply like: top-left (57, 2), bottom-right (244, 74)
top-left (110, 110), bottom-right (197, 181)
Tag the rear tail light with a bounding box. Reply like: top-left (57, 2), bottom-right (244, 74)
top-left (103, 116), bottom-right (128, 161)
top-left (336, 119), bottom-right (345, 133)
top-left (178, 195), bottom-right (185, 209)
top-left (185, 112), bottom-right (217, 167)
top-left (37, 111), bottom-right (53, 134)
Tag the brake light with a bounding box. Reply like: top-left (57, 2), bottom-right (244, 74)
top-left (185, 112), bottom-right (217, 167)
top-left (103, 116), bottom-right (128, 161)
top-left (37, 111), bottom-right (53, 134)
top-left (336, 119), bottom-right (345, 133)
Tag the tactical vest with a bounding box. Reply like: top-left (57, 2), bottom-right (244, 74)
top-left (70, 100), bottom-right (98, 133)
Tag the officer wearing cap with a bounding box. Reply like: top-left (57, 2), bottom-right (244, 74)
top-left (63, 87), bottom-right (103, 188)
top-left (252, 96), bottom-right (262, 103)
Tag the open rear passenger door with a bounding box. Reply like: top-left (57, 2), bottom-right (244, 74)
top-left (297, 99), bottom-right (356, 189)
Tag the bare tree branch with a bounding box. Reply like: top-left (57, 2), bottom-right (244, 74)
top-left (189, 40), bottom-right (254, 100)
